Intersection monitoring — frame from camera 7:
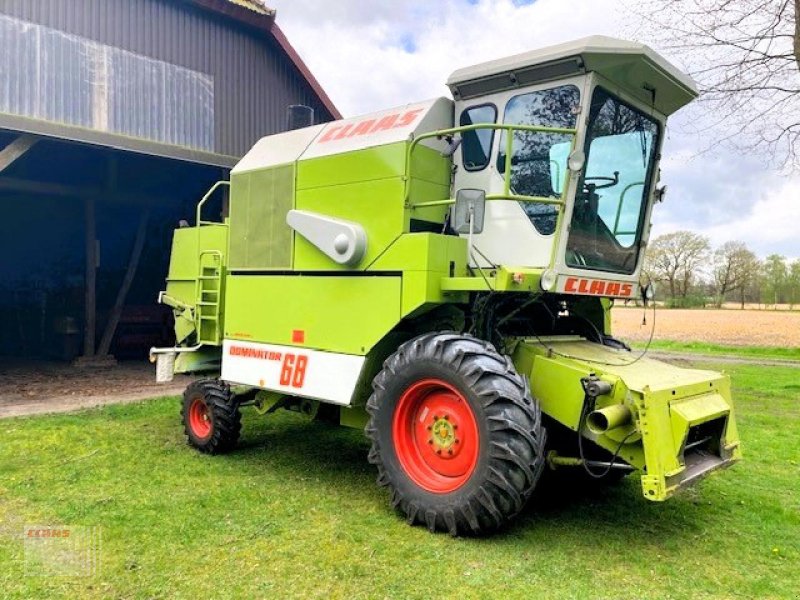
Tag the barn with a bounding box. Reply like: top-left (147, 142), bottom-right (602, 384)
top-left (0, 0), bottom-right (339, 364)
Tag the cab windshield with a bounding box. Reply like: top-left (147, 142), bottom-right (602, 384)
top-left (565, 87), bottom-right (660, 274)
top-left (497, 85), bottom-right (580, 236)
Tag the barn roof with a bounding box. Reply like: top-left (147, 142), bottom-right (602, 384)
top-left (186, 0), bottom-right (340, 119)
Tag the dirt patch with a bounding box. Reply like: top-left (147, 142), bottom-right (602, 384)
top-left (0, 360), bottom-right (190, 419)
top-left (612, 307), bottom-right (800, 347)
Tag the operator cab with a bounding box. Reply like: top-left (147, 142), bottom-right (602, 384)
top-left (446, 36), bottom-right (697, 297)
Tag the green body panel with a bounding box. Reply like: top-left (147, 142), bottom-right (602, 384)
top-left (221, 233), bottom-right (470, 356)
top-left (228, 164), bottom-right (294, 270)
top-left (293, 177), bottom-right (406, 271)
top-left (293, 143), bottom-right (450, 271)
top-left (441, 267), bottom-right (543, 293)
top-left (223, 275), bottom-right (402, 354)
top-left (369, 233), bottom-right (469, 314)
top-left (164, 225), bottom-right (228, 344)
top-left (166, 226), bottom-right (228, 297)
top-left (511, 338), bottom-right (741, 501)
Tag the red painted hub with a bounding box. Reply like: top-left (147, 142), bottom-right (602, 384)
top-left (392, 378), bottom-right (479, 493)
top-left (188, 398), bottom-right (212, 439)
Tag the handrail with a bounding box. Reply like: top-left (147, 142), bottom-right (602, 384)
top-left (404, 122), bottom-right (577, 209)
top-left (196, 180), bottom-right (231, 227)
top-left (612, 181), bottom-right (645, 235)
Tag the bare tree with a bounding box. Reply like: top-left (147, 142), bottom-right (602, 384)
top-left (646, 230), bottom-right (711, 300)
top-left (637, 0), bottom-right (800, 171)
top-left (711, 241), bottom-right (760, 307)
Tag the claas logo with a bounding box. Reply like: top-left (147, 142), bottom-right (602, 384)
top-left (318, 108), bottom-right (424, 143)
top-left (564, 277), bottom-right (634, 298)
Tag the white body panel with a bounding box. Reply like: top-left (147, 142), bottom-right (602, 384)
top-left (303, 97), bottom-right (453, 159)
top-left (452, 75), bottom-right (589, 269)
top-left (221, 340), bottom-right (365, 405)
top-left (231, 98), bottom-right (454, 175)
top-left (231, 124), bottom-right (326, 174)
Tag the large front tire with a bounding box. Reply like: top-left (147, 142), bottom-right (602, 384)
top-left (365, 333), bottom-right (546, 535)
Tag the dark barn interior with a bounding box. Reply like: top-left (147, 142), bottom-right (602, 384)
top-left (0, 0), bottom-right (338, 364)
top-left (0, 133), bottom-right (223, 361)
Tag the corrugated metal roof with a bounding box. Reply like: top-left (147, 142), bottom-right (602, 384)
top-left (184, 0), bottom-right (339, 118)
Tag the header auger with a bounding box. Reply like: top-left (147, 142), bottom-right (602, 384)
top-left (152, 36), bottom-right (740, 535)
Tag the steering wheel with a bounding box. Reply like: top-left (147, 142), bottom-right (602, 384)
top-left (583, 171), bottom-right (620, 190)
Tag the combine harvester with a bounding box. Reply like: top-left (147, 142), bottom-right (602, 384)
top-left (152, 36), bottom-right (740, 535)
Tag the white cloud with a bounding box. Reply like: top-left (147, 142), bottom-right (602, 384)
top-left (270, 0), bottom-right (797, 259)
top-left (272, 0), bottom-right (624, 116)
top-left (705, 178), bottom-right (800, 258)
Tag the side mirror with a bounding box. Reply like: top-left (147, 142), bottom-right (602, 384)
top-left (451, 189), bottom-right (486, 234)
top-left (440, 135), bottom-right (462, 158)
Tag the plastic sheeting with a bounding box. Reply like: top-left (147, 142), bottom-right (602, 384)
top-left (0, 14), bottom-right (215, 152)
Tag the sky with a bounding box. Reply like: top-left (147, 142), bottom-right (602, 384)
top-left (270, 0), bottom-right (799, 260)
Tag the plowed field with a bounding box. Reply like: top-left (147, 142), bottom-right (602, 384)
top-left (612, 307), bottom-right (800, 347)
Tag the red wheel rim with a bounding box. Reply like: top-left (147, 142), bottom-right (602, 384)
top-left (392, 378), bottom-right (479, 494)
top-left (188, 398), bottom-right (212, 439)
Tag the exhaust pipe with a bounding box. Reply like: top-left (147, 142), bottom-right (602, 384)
top-left (587, 404), bottom-right (631, 434)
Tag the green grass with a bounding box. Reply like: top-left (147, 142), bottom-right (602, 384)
top-left (1, 361), bottom-right (799, 599)
top-left (632, 340), bottom-right (800, 361)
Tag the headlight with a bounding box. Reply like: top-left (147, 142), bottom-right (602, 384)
top-left (540, 269), bottom-right (557, 292)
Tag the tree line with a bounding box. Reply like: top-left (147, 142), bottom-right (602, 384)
top-left (643, 231), bottom-right (800, 308)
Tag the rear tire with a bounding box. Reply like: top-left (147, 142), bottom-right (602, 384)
top-left (366, 332), bottom-right (546, 535)
top-left (181, 380), bottom-right (241, 454)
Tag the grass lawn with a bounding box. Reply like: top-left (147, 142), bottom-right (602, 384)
top-left (1, 360), bottom-right (798, 599)
top-left (633, 340), bottom-right (800, 361)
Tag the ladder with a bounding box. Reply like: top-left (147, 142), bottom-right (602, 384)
top-left (195, 250), bottom-right (223, 345)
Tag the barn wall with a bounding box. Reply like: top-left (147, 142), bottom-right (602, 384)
top-left (0, 0), bottom-right (335, 158)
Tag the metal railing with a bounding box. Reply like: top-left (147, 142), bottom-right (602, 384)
top-left (195, 180), bottom-right (231, 227)
top-left (404, 122), bottom-right (578, 209)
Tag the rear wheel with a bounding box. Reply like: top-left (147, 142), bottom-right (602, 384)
top-left (181, 380), bottom-right (241, 454)
top-left (366, 332), bottom-right (546, 535)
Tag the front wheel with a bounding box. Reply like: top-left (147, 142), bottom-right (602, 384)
top-left (366, 333), bottom-right (546, 535)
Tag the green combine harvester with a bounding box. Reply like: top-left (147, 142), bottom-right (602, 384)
top-left (151, 36), bottom-right (741, 535)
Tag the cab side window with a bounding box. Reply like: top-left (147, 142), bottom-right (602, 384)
top-left (460, 105), bottom-right (497, 171)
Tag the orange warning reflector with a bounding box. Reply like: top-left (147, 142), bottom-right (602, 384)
top-left (292, 330), bottom-right (305, 344)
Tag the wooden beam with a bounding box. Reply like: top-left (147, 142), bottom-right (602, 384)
top-left (0, 176), bottom-right (174, 206)
top-left (0, 135), bottom-right (38, 173)
top-left (82, 197), bottom-right (97, 358)
top-left (0, 176), bottom-right (96, 198)
top-left (97, 209), bottom-right (150, 358)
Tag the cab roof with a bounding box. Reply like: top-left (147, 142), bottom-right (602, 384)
top-left (447, 35), bottom-right (698, 116)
